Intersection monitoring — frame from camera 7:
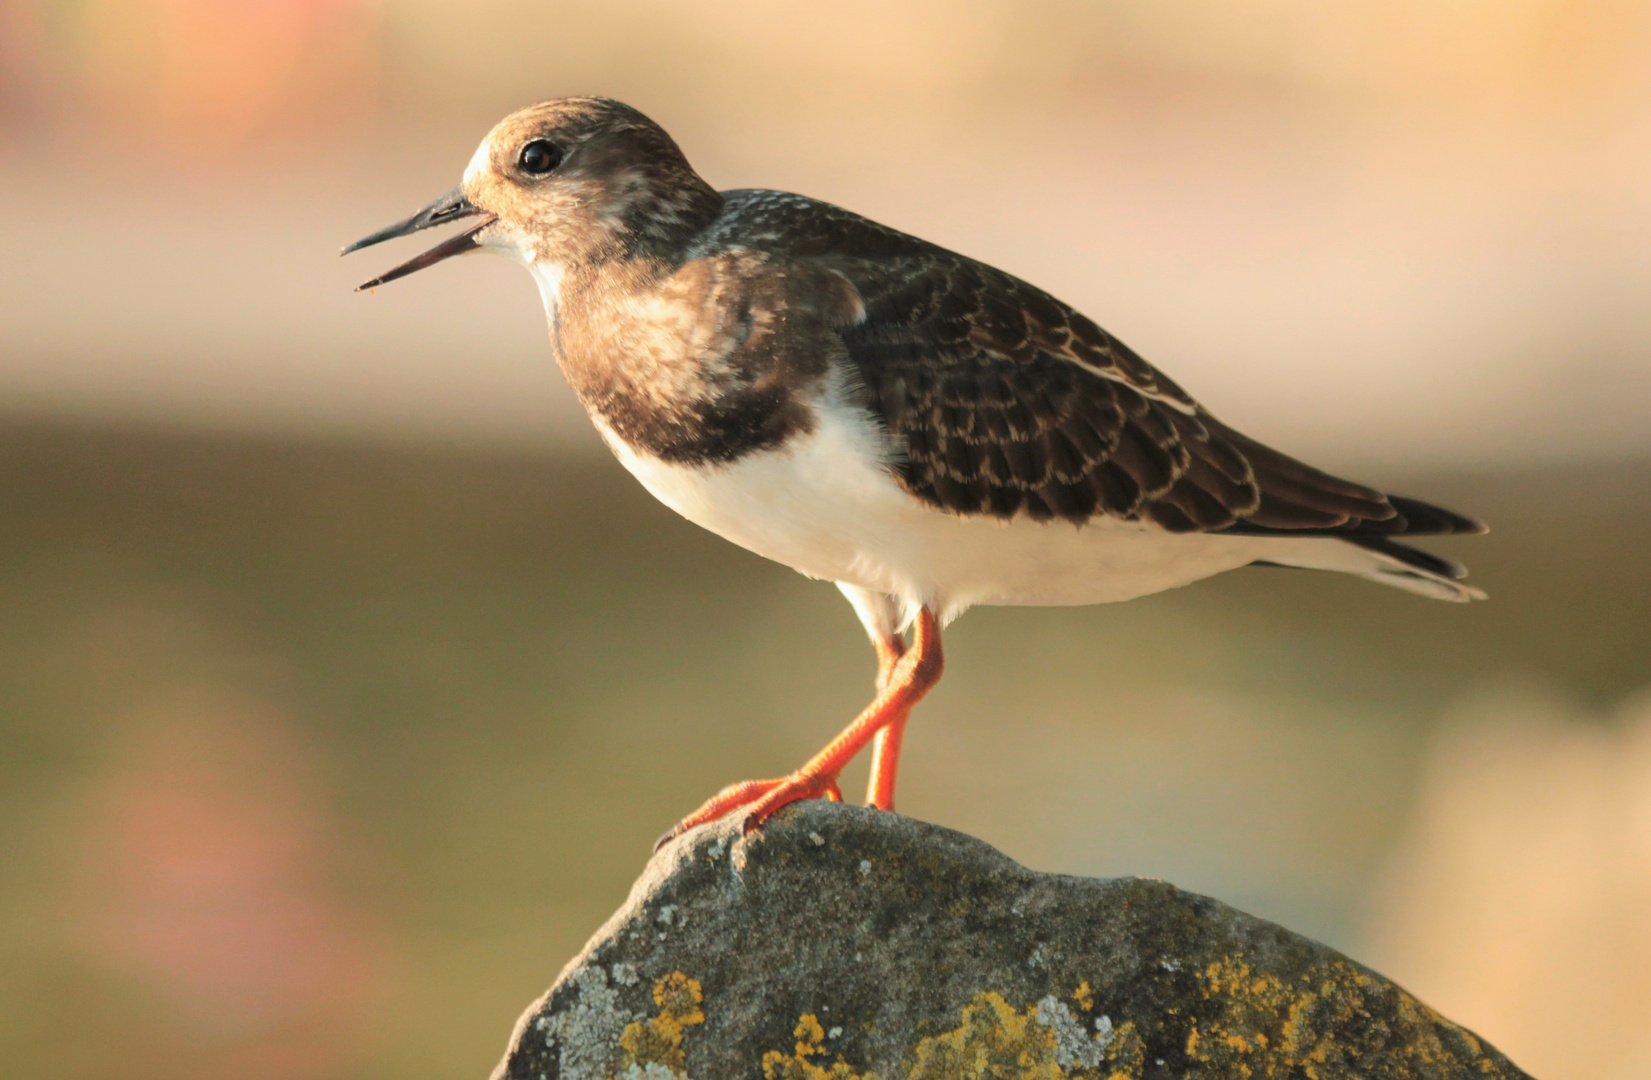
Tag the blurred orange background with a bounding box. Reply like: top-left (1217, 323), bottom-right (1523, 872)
top-left (1, 3), bottom-right (1648, 1079)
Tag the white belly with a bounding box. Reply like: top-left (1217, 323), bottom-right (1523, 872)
top-left (596, 402), bottom-right (1273, 624)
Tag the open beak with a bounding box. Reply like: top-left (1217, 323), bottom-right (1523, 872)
top-left (341, 187), bottom-right (496, 291)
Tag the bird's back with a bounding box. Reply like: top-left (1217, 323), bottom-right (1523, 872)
top-left (688, 188), bottom-right (1482, 545)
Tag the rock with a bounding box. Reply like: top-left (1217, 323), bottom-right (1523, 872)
top-left (491, 802), bottom-right (1532, 1080)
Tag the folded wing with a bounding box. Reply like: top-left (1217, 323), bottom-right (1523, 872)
top-left (824, 253), bottom-right (1483, 538)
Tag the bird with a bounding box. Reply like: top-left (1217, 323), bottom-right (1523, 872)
top-left (343, 97), bottom-right (1486, 848)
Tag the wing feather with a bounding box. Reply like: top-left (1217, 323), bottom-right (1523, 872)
top-left (821, 252), bottom-right (1483, 538)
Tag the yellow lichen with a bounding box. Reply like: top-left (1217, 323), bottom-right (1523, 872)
top-left (757, 992), bottom-right (1145, 1080)
top-left (1072, 982), bottom-right (1095, 1012)
top-left (1183, 954), bottom-right (1512, 1079)
top-left (615, 972), bottom-right (705, 1078)
top-left (906, 992), bottom-right (1065, 1080)
top-left (795, 1014), bottom-right (827, 1058)
top-left (761, 1014), bottom-right (875, 1080)
top-left (1099, 1020), bottom-right (1145, 1080)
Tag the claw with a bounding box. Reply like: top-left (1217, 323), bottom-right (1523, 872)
top-left (739, 771), bottom-right (845, 834)
top-left (656, 777), bottom-right (785, 851)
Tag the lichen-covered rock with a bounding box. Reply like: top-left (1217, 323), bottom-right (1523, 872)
top-left (491, 803), bottom-right (1532, 1080)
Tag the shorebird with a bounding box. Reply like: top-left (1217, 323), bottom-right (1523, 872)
top-left (344, 98), bottom-right (1485, 847)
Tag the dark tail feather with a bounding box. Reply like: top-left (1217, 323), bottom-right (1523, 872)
top-left (1385, 496), bottom-right (1487, 536)
top-left (1344, 535), bottom-right (1469, 580)
top-left (1221, 493), bottom-right (1487, 538)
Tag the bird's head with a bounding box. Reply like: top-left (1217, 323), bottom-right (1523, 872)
top-left (344, 97), bottom-right (720, 291)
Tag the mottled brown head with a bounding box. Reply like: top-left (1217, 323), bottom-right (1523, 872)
top-left (465, 98), bottom-right (720, 261)
top-left (345, 98), bottom-right (722, 289)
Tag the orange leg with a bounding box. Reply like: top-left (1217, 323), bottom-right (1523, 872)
top-left (865, 631), bottom-right (908, 811)
top-left (657, 607), bottom-right (944, 849)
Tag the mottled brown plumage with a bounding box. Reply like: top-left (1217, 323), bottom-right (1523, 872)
top-left (353, 98), bottom-right (1483, 545)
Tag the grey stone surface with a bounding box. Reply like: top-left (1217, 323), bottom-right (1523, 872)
top-left (491, 802), bottom-right (1533, 1079)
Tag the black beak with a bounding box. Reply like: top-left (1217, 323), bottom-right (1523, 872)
top-left (341, 187), bottom-right (495, 291)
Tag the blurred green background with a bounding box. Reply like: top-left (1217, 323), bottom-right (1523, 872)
top-left (2, 3), bottom-right (1649, 1079)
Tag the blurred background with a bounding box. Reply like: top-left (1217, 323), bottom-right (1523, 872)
top-left (1, 2), bottom-right (1648, 1078)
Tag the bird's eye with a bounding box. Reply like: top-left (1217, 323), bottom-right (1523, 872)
top-left (518, 140), bottom-right (562, 175)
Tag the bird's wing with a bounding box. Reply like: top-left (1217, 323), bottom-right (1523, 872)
top-left (819, 253), bottom-right (1482, 536)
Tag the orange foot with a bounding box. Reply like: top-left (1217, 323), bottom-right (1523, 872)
top-left (654, 607), bottom-right (944, 851)
top-left (654, 775), bottom-right (843, 850)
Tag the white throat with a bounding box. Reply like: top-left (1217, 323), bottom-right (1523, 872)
top-left (478, 224), bottom-right (565, 325)
top-left (527, 260), bottom-right (566, 323)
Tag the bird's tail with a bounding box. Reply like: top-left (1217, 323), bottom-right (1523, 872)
top-left (1252, 535), bottom-right (1487, 602)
